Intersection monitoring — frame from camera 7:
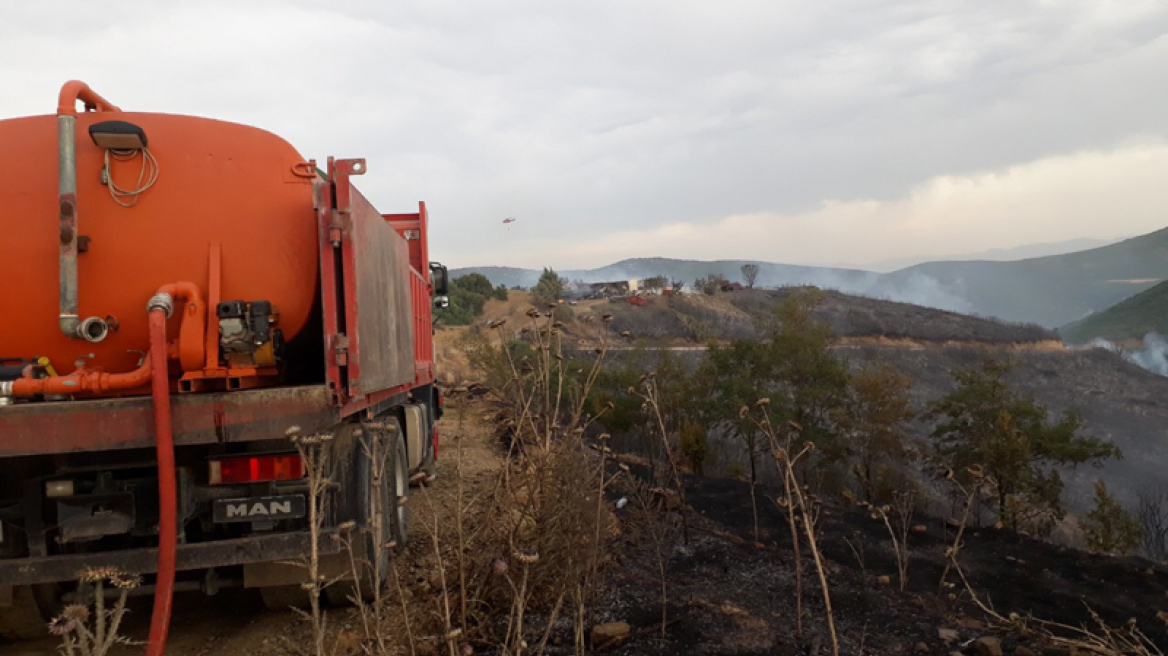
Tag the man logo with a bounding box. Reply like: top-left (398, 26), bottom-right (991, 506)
top-left (214, 495), bottom-right (306, 523)
top-left (225, 500), bottom-right (292, 518)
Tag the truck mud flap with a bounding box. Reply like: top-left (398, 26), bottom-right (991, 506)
top-left (0, 531), bottom-right (339, 586)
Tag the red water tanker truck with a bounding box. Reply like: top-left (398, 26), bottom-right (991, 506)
top-left (0, 82), bottom-right (449, 647)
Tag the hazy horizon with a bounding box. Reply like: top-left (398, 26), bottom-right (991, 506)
top-left (451, 233), bottom-right (1131, 273)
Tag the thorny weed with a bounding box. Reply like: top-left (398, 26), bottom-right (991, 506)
top-left (51, 568), bottom-right (141, 656)
top-left (862, 490), bottom-right (915, 592)
top-left (748, 400), bottom-right (840, 656)
top-left (286, 431), bottom-right (334, 656)
top-left (331, 418), bottom-right (411, 656)
top-left (938, 465), bottom-right (994, 593)
top-left (625, 476), bottom-right (681, 640)
top-left (628, 373), bottom-right (690, 544)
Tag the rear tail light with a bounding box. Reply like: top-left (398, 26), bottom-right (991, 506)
top-left (208, 454), bottom-right (304, 485)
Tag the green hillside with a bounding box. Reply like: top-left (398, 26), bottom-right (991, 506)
top-left (1061, 280), bottom-right (1168, 343)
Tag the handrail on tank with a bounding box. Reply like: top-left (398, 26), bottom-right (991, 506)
top-left (57, 80), bottom-right (120, 115)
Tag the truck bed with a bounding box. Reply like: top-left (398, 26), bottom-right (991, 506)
top-left (0, 385), bottom-right (338, 457)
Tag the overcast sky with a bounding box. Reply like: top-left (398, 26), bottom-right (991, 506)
top-left (4, 1), bottom-right (1167, 271)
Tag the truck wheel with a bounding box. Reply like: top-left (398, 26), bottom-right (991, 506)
top-left (0, 585), bottom-right (50, 641)
top-left (387, 422), bottom-right (409, 550)
top-left (420, 422), bottom-right (438, 485)
top-left (259, 584), bottom-right (310, 611)
top-left (329, 416), bottom-right (409, 607)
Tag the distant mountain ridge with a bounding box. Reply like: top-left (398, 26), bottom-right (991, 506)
top-left (453, 227), bottom-right (1168, 328)
top-left (860, 237), bottom-right (1123, 272)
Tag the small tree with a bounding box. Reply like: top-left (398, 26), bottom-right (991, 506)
top-left (764, 289), bottom-right (850, 461)
top-left (694, 339), bottom-right (776, 540)
top-left (928, 356), bottom-right (1120, 533)
top-left (436, 275), bottom-right (493, 326)
top-left (532, 267), bottom-right (564, 306)
top-left (454, 272), bottom-right (495, 298)
top-left (642, 275), bottom-right (668, 292)
top-left (694, 273), bottom-right (727, 295)
top-left (741, 263), bottom-right (760, 289)
top-left (1083, 479), bottom-right (1143, 555)
top-left (842, 364), bottom-right (915, 502)
top-left (693, 288), bottom-right (848, 535)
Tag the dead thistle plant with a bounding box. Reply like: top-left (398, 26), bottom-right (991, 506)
top-left (50, 568), bottom-right (140, 656)
top-left (950, 555), bottom-right (1163, 656)
top-left (938, 465), bottom-right (993, 592)
top-left (863, 490), bottom-right (915, 591)
top-left (287, 431), bottom-right (334, 656)
top-left (626, 476), bottom-right (681, 639)
top-left (629, 373), bottom-right (689, 543)
top-left (750, 401), bottom-right (839, 656)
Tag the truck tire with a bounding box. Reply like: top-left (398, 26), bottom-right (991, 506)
top-left (327, 416), bottom-right (409, 606)
top-left (420, 417), bottom-right (438, 485)
top-left (0, 585), bottom-right (50, 641)
top-left (387, 421), bottom-right (409, 551)
top-left (259, 584), bottom-right (310, 611)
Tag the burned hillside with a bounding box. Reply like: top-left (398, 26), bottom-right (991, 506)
top-left (596, 288), bottom-right (1057, 345)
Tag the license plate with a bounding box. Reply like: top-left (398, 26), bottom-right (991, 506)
top-left (213, 495), bottom-right (306, 523)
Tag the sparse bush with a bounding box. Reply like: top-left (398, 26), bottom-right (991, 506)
top-left (552, 304), bottom-right (574, 323)
top-left (928, 355), bottom-right (1120, 533)
top-left (642, 274), bottom-right (668, 292)
top-left (1137, 485), bottom-right (1168, 561)
top-left (1083, 479), bottom-right (1143, 555)
top-left (693, 273), bottom-right (727, 295)
top-left (678, 419), bottom-right (709, 476)
top-left (459, 331), bottom-right (534, 391)
top-left (840, 364), bottom-right (915, 502)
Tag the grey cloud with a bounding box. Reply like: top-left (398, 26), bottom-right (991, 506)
top-left (2, 1), bottom-right (1166, 268)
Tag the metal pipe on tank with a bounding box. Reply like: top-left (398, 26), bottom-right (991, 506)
top-left (56, 81), bottom-right (117, 342)
top-left (58, 112), bottom-right (82, 339)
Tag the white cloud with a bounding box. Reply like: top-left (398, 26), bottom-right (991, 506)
top-left (2, 0), bottom-right (1166, 270)
top-left (506, 143), bottom-right (1168, 269)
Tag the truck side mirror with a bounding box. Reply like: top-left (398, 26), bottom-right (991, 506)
top-left (434, 295), bottom-right (450, 309)
top-left (429, 262), bottom-right (450, 296)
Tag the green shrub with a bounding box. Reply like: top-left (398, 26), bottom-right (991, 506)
top-left (1083, 479), bottom-right (1143, 555)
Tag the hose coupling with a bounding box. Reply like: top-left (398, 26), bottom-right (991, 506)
top-left (147, 292), bottom-right (175, 318)
top-left (77, 316), bottom-right (110, 343)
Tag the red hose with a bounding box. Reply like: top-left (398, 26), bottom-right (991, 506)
top-left (145, 308), bottom-right (176, 656)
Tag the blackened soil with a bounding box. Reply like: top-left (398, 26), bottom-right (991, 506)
top-left (573, 474), bottom-right (1168, 656)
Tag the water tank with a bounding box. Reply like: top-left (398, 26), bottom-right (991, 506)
top-left (0, 111), bottom-right (320, 379)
